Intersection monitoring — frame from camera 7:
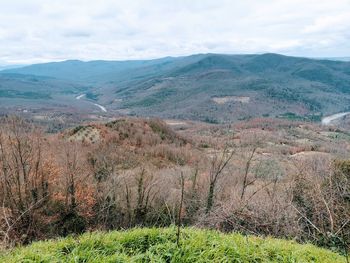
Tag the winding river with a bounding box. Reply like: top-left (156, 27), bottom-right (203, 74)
top-left (76, 94), bottom-right (107, 113)
top-left (93, 103), bottom-right (107, 112)
top-left (321, 112), bottom-right (350, 125)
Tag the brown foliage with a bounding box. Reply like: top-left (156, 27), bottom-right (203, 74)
top-left (0, 116), bottom-right (348, 255)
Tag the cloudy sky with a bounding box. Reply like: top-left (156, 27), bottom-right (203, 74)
top-left (0, 0), bottom-right (350, 64)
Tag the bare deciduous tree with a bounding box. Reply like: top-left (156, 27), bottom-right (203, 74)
top-left (206, 146), bottom-right (234, 213)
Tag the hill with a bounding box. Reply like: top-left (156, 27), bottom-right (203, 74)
top-left (0, 228), bottom-right (345, 262)
top-left (0, 73), bottom-right (87, 98)
top-left (0, 116), bottom-right (350, 255)
top-left (0, 73), bottom-right (104, 114)
top-left (1, 57), bottom-right (179, 83)
top-left (107, 53), bottom-right (350, 122)
top-left (2, 53), bottom-right (350, 123)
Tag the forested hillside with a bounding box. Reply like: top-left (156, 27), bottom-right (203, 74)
top-left (2, 53), bottom-right (350, 123)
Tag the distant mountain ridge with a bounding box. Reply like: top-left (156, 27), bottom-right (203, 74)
top-left (2, 53), bottom-right (350, 123)
top-left (321, 57), bottom-right (350, 62)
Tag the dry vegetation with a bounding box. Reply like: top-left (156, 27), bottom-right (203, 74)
top-left (0, 116), bottom-right (349, 257)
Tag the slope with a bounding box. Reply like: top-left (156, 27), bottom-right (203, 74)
top-left (2, 53), bottom-right (350, 123)
top-left (0, 228), bottom-right (345, 262)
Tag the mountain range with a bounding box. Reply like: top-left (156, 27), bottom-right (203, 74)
top-left (1, 53), bottom-right (350, 123)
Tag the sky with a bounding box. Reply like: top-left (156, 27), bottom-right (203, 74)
top-left (0, 0), bottom-right (350, 65)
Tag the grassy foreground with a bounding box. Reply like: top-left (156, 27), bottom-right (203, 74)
top-left (0, 227), bottom-right (346, 262)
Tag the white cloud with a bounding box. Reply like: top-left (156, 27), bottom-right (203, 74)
top-left (303, 12), bottom-right (350, 34)
top-left (0, 0), bottom-right (349, 64)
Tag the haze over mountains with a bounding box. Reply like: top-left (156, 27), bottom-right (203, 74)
top-left (1, 53), bottom-right (350, 123)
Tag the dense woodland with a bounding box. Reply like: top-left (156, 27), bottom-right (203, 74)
top-left (0, 116), bottom-right (349, 256)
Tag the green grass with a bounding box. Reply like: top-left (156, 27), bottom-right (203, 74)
top-left (0, 227), bottom-right (346, 262)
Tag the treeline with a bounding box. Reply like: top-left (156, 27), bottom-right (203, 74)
top-left (0, 116), bottom-right (349, 255)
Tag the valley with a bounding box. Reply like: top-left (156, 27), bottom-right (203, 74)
top-left (2, 0), bottom-right (350, 260)
top-left (1, 53), bottom-right (350, 124)
top-left (76, 93), bottom-right (108, 112)
top-left (1, 53), bottom-right (350, 260)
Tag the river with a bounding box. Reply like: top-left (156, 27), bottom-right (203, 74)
top-left (76, 94), bottom-right (86, 100)
top-left (93, 103), bottom-right (107, 112)
top-left (321, 112), bottom-right (350, 125)
top-left (75, 94), bottom-right (107, 113)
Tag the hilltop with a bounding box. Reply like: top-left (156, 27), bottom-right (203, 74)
top-left (0, 228), bottom-right (345, 262)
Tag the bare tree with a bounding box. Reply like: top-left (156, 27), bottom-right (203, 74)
top-left (240, 147), bottom-right (257, 200)
top-left (134, 168), bottom-right (158, 225)
top-left (176, 172), bottom-right (185, 246)
top-left (0, 117), bottom-right (51, 244)
top-left (206, 146), bottom-right (234, 213)
top-left (291, 157), bottom-right (350, 255)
